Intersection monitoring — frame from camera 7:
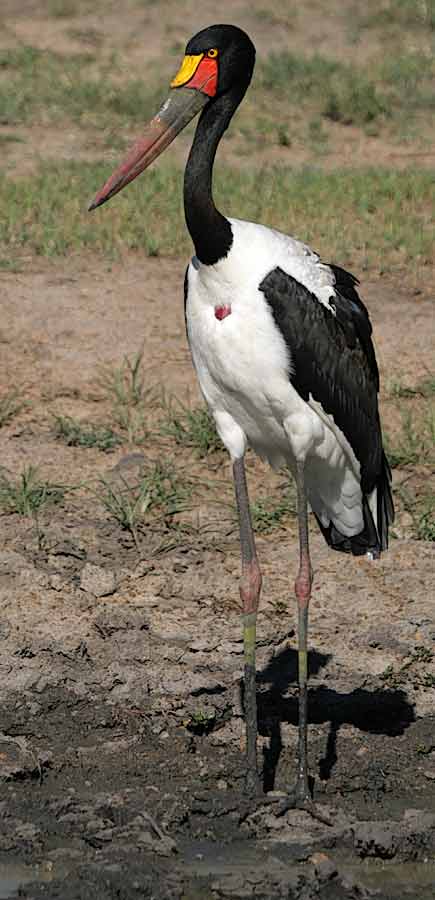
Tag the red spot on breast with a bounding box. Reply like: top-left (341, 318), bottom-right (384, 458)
top-left (214, 304), bottom-right (232, 321)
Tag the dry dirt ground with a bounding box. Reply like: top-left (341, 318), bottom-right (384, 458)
top-left (0, 2), bottom-right (435, 899)
top-left (0, 260), bottom-right (434, 900)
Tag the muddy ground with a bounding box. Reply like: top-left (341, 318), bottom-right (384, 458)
top-left (1, 1), bottom-right (435, 898)
top-left (0, 259), bottom-right (434, 900)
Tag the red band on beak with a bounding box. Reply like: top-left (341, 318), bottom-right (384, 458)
top-left (186, 57), bottom-right (218, 97)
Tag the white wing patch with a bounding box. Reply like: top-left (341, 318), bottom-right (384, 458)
top-left (227, 218), bottom-right (338, 314)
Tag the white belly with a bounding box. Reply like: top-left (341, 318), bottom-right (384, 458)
top-left (186, 262), bottom-right (308, 468)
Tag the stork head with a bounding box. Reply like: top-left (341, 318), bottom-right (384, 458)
top-left (88, 24), bottom-right (255, 210)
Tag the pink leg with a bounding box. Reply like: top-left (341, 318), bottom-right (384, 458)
top-left (278, 460), bottom-right (331, 823)
top-left (233, 456), bottom-right (262, 796)
top-left (294, 459), bottom-right (313, 802)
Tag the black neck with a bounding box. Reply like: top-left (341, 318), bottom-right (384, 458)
top-left (183, 85), bottom-right (245, 266)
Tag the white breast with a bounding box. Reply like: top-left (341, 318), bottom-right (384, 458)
top-left (186, 219), bottom-right (331, 464)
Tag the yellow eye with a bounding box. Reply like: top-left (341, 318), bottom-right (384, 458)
top-left (207, 48), bottom-right (218, 58)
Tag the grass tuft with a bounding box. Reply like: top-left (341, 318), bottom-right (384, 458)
top-left (98, 347), bottom-right (157, 444)
top-left (385, 407), bottom-right (435, 468)
top-left (251, 486), bottom-right (296, 533)
top-left (415, 498), bottom-right (435, 541)
top-left (159, 398), bottom-right (222, 457)
top-left (323, 74), bottom-right (388, 126)
top-left (97, 462), bottom-right (190, 549)
top-left (53, 415), bottom-right (122, 451)
top-left (0, 466), bottom-right (68, 517)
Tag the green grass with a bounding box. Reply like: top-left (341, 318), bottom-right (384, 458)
top-left (0, 45), bottom-right (165, 127)
top-left (415, 497), bottom-right (435, 541)
top-left (97, 461), bottom-right (190, 548)
top-left (257, 47), bottom-right (434, 132)
top-left (251, 486), bottom-right (296, 533)
top-left (323, 74), bottom-right (389, 126)
top-left (386, 375), bottom-right (435, 399)
top-left (258, 52), bottom-right (389, 126)
top-left (259, 52), bottom-right (341, 99)
top-left (53, 415), bottom-right (122, 451)
top-left (159, 399), bottom-right (222, 457)
top-left (98, 348), bottom-right (157, 443)
top-left (358, 0), bottom-right (435, 31)
top-left (0, 133), bottom-right (25, 145)
top-left (0, 160), bottom-right (433, 270)
top-left (0, 465), bottom-right (68, 517)
top-left (48, 0), bottom-right (79, 16)
top-left (385, 406), bottom-right (435, 468)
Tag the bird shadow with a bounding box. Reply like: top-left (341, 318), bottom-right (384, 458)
top-left (241, 645), bottom-right (415, 793)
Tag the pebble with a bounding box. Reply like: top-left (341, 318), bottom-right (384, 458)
top-left (80, 563), bottom-right (116, 597)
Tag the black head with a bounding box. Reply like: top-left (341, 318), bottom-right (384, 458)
top-left (88, 25), bottom-right (255, 211)
top-left (174, 24), bottom-right (256, 99)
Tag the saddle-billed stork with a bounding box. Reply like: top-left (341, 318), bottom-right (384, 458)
top-left (89, 24), bottom-right (394, 816)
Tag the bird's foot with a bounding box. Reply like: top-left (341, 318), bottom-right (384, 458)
top-left (274, 782), bottom-right (332, 826)
top-left (241, 770), bottom-right (332, 826)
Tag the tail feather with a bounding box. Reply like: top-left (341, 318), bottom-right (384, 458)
top-left (314, 452), bottom-right (394, 557)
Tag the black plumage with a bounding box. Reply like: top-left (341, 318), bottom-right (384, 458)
top-left (259, 265), bottom-right (394, 554)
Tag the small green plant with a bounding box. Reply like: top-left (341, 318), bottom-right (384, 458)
top-left (415, 497), bottom-right (435, 542)
top-left (385, 407), bottom-right (435, 468)
top-left (159, 398), bottom-right (222, 457)
top-left (0, 391), bottom-right (24, 427)
top-left (0, 466), bottom-right (68, 517)
top-left (99, 347), bottom-right (147, 407)
top-left (97, 462), bottom-right (190, 549)
top-left (98, 348), bottom-right (157, 444)
top-left (53, 415), bottom-right (122, 451)
top-left (323, 74), bottom-right (388, 126)
top-left (186, 708), bottom-right (216, 735)
top-left (97, 474), bottom-right (153, 550)
top-left (386, 378), bottom-right (419, 399)
top-left (251, 488), bottom-right (296, 533)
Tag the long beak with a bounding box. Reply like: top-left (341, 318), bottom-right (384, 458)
top-left (88, 87), bottom-right (208, 211)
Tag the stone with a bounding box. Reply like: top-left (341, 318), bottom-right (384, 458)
top-left (80, 563), bottom-right (116, 597)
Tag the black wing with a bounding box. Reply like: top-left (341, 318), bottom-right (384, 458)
top-left (259, 265), bottom-right (382, 494)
